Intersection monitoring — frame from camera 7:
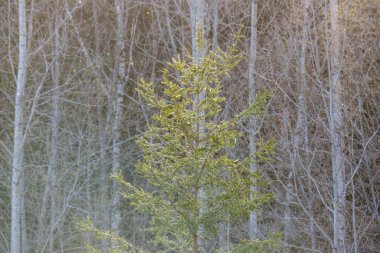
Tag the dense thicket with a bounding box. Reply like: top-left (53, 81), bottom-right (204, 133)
top-left (0, 0), bottom-right (379, 252)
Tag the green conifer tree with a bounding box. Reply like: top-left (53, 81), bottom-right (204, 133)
top-left (113, 36), bottom-right (274, 252)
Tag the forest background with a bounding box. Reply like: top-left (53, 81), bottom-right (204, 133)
top-left (0, 0), bottom-right (379, 252)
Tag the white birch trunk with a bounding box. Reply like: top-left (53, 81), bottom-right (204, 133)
top-left (329, 1), bottom-right (346, 252)
top-left (11, 0), bottom-right (27, 252)
top-left (248, 0), bottom-right (259, 240)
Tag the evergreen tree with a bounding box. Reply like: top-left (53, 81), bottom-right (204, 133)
top-left (112, 36), bottom-right (274, 252)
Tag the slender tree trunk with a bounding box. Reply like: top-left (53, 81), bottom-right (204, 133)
top-left (299, 0), bottom-right (316, 250)
top-left (219, 143), bottom-right (232, 253)
top-left (282, 108), bottom-right (294, 241)
top-left (192, 232), bottom-right (198, 253)
top-left (111, 0), bottom-right (127, 236)
top-left (188, 0), bottom-right (207, 250)
top-left (218, 214), bottom-right (231, 252)
top-left (20, 177), bottom-right (27, 253)
top-left (11, 0), bottom-right (27, 252)
top-left (284, 0), bottom-right (315, 246)
top-left (211, 0), bottom-right (219, 51)
top-left (91, 1), bottom-right (111, 251)
top-left (305, 131), bottom-right (316, 251)
top-left (329, 1), bottom-right (346, 252)
top-left (49, 3), bottom-right (61, 251)
top-left (211, 2), bottom-right (230, 250)
top-left (98, 77), bottom-right (111, 253)
top-left (248, 0), bottom-right (259, 240)
top-left (284, 171), bottom-right (294, 241)
top-left (189, 0), bottom-right (206, 64)
top-left (36, 3), bottom-right (61, 251)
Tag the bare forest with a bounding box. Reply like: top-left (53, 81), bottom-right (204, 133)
top-left (0, 0), bottom-right (379, 252)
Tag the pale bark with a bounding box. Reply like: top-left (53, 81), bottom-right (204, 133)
top-left (211, 0), bottom-right (219, 51)
top-left (248, 0), bottom-right (259, 240)
top-left (329, 1), bottom-right (346, 252)
top-left (20, 177), bottom-right (27, 253)
top-left (282, 108), bottom-right (295, 241)
top-left (284, 172), bottom-right (294, 241)
top-left (111, 0), bottom-right (127, 235)
top-left (212, 1), bottom-right (230, 250)
top-left (188, 0), bottom-right (206, 65)
top-left (284, 1), bottom-right (312, 243)
top-left (299, 0), bottom-right (316, 250)
top-left (218, 219), bottom-right (230, 253)
top-left (11, 0), bottom-right (27, 252)
top-left (284, 0), bottom-right (315, 246)
top-left (188, 0), bottom-right (207, 250)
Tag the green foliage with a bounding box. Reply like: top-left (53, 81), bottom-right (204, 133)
top-left (76, 218), bottom-right (147, 253)
top-left (230, 232), bottom-right (282, 253)
top-left (114, 35), bottom-right (275, 252)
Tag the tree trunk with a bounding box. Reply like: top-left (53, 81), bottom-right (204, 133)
top-left (36, 3), bottom-right (61, 251)
top-left (329, 0), bottom-right (346, 252)
top-left (20, 177), bottom-right (27, 253)
top-left (218, 216), bottom-right (230, 252)
top-left (11, 0), bottom-right (27, 252)
top-left (248, 0), bottom-right (259, 240)
top-left (92, 1), bottom-right (111, 251)
top-left (188, 0), bottom-right (207, 250)
top-left (48, 3), bottom-right (61, 250)
top-left (299, 0), bottom-right (316, 250)
top-left (111, 0), bottom-right (127, 236)
top-left (192, 232), bottom-right (198, 253)
top-left (282, 108), bottom-right (294, 241)
top-left (211, 0), bottom-right (219, 51)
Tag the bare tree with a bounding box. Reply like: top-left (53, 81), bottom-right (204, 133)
top-left (248, 0), bottom-right (259, 241)
top-left (298, 0), bottom-right (316, 250)
top-left (11, 0), bottom-right (27, 252)
top-left (329, 0), bottom-right (346, 252)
